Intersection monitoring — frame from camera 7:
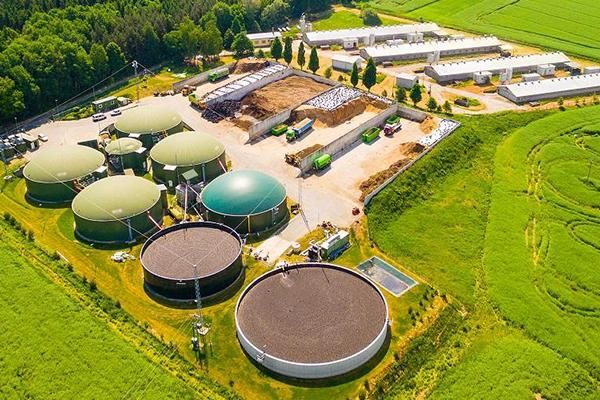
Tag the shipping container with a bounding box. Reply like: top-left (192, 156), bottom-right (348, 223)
top-left (361, 127), bottom-right (381, 143)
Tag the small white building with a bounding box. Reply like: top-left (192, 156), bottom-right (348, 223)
top-left (396, 72), bottom-right (418, 89)
top-left (406, 32), bottom-right (424, 43)
top-left (522, 73), bottom-right (541, 82)
top-left (536, 64), bottom-right (556, 76)
top-left (331, 54), bottom-right (363, 72)
top-left (246, 31), bottom-right (282, 47)
top-left (473, 71), bottom-right (493, 85)
top-left (342, 37), bottom-right (359, 49)
top-left (500, 44), bottom-right (513, 57)
top-left (583, 66), bottom-right (600, 74)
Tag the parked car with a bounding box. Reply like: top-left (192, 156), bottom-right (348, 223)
top-left (92, 113), bottom-right (106, 122)
top-left (37, 134), bottom-right (48, 142)
top-left (110, 108), bottom-right (122, 116)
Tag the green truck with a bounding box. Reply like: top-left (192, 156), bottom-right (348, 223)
top-left (208, 67), bottom-right (229, 82)
top-left (362, 127), bottom-right (381, 143)
top-left (383, 115), bottom-right (402, 136)
top-left (313, 153), bottom-right (331, 170)
top-left (286, 118), bottom-right (314, 141)
top-left (271, 124), bottom-right (288, 136)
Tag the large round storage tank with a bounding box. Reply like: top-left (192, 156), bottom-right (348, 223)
top-left (200, 170), bottom-right (287, 234)
top-left (72, 175), bottom-right (163, 244)
top-left (149, 131), bottom-right (226, 188)
top-left (105, 137), bottom-right (147, 173)
top-left (113, 106), bottom-right (182, 149)
top-left (141, 221), bottom-right (243, 305)
top-left (23, 145), bottom-right (105, 204)
top-left (236, 263), bottom-right (389, 379)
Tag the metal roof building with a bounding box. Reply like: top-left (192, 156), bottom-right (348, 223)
top-left (23, 145), bottom-right (106, 204)
top-left (360, 36), bottom-right (502, 63)
top-left (247, 31), bottom-right (282, 47)
top-left (72, 175), bottom-right (163, 244)
top-left (114, 106), bottom-right (183, 149)
top-left (200, 170), bottom-right (287, 234)
top-left (331, 54), bottom-right (363, 72)
top-left (498, 74), bottom-right (600, 103)
top-left (201, 64), bottom-right (288, 106)
top-left (141, 221), bottom-right (244, 306)
top-left (303, 23), bottom-right (440, 47)
top-left (236, 263), bottom-right (389, 379)
top-left (425, 52), bottom-right (571, 83)
top-left (105, 137), bottom-right (147, 174)
top-left (149, 131), bottom-right (226, 189)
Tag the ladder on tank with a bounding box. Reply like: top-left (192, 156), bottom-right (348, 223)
top-left (191, 264), bottom-right (210, 361)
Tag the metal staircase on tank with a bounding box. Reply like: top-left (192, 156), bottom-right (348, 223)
top-left (191, 264), bottom-right (210, 361)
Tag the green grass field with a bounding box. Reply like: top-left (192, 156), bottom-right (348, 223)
top-left (363, 0), bottom-right (600, 60)
top-left (367, 107), bottom-right (600, 397)
top-left (484, 106), bottom-right (600, 376)
top-left (0, 240), bottom-right (203, 399)
top-left (312, 9), bottom-right (398, 31)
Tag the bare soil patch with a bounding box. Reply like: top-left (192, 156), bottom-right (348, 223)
top-left (358, 142), bottom-right (425, 201)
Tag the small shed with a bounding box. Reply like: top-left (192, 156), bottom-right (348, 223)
top-left (386, 39), bottom-right (405, 46)
top-left (500, 44), bottom-right (513, 57)
top-left (92, 96), bottom-right (118, 113)
top-left (473, 71), bottom-right (493, 85)
top-left (522, 73), bottom-right (541, 82)
top-left (342, 37), bottom-right (359, 49)
top-left (396, 72), bottom-right (418, 89)
top-left (331, 55), bottom-right (363, 72)
top-left (406, 32), bottom-right (424, 43)
top-left (583, 66), bottom-right (600, 74)
top-left (246, 31), bottom-right (282, 47)
top-left (536, 64), bottom-right (556, 76)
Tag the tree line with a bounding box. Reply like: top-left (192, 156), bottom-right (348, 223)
top-left (0, 0), bottom-right (333, 124)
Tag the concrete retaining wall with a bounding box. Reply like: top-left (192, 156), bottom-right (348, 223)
top-left (172, 63), bottom-right (235, 92)
top-left (248, 109), bottom-right (293, 141)
top-left (363, 118), bottom-right (461, 205)
top-left (397, 106), bottom-right (428, 122)
top-left (298, 104), bottom-right (399, 174)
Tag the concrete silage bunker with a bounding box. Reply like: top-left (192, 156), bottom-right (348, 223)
top-left (23, 144), bottom-right (106, 204)
top-left (235, 263), bottom-right (389, 379)
top-left (140, 221), bottom-right (244, 305)
top-left (149, 131), bottom-right (226, 189)
top-left (200, 170), bottom-right (288, 234)
top-left (71, 175), bottom-right (164, 244)
top-left (113, 105), bottom-right (183, 149)
top-left (105, 137), bottom-right (147, 173)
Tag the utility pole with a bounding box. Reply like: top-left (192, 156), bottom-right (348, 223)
top-left (132, 60), bottom-right (140, 102)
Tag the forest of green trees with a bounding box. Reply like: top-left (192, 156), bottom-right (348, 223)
top-left (0, 0), bottom-right (332, 124)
